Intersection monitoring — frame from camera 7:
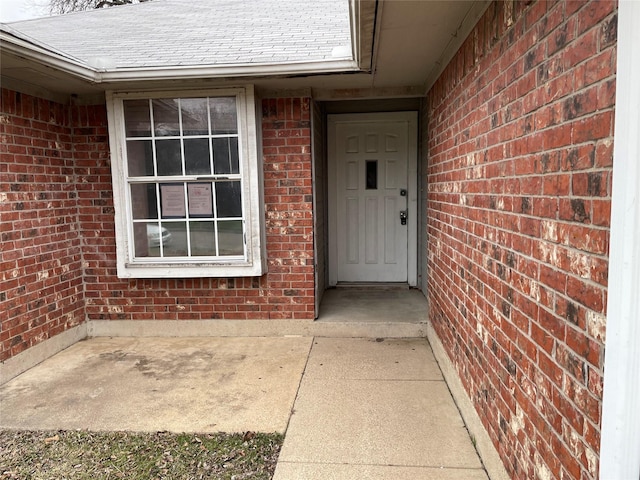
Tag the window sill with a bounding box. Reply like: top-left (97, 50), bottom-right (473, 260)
top-left (117, 260), bottom-right (266, 279)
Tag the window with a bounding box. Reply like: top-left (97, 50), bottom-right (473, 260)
top-left (106, 87), bottom-right (266, 278)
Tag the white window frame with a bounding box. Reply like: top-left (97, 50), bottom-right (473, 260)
top-left (106, 85), bottom-right (266, 278)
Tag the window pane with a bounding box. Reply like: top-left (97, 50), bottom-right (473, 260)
top-left (213, 137), bottom-right (239, 174)
top-left (189, 221), bottom-right (216, 256)
top-left (210, 97), bottom-right (237, 134)
top-left (180, 98), bottom-right (209, 136)
top-left (366, 160), bottom-right (378, 190)
top-left (134, 222), bottom-right (160, 257)
top-left (160, 183), bottom-right (186, 218)
top-left (216, 181), bottom-right (242, 218)
top-left (218, 220), bottom-right (244, 256)
top-left (131, 184), bottom-right (158, 219)
top-left (153, 99), bottom-right (180, 136)
top-left (187, 183), bottom-right (213, 217)
top-left (184, 139), bottom-right (211, 175)
top-left (127, 140), bottom-right (154, 176)
top-left (229, 137), bottom-right (239, 174)
top-left (162, 222), bottom-right (187, 257)
top-left (156, 140), bottom-right (182, 176)
top-left (124, 100), bottom-right (151, 137)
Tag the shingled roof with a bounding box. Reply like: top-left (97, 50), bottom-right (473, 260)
top-left (3, 0), bottom-right (353, 71)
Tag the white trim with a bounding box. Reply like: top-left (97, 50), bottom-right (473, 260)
top-left (599, 1), bottom-right (640, 478)
top-left (97, 60), bottom-right (359, 82)
top-left (348, 0), bottom-right (361, 67)
top-left (310, 101), bottom-right (322, 318)
top-left (0, 29), bottom-right (96, 81)
top-left (406, 113), bottom-right (418, 286)
top-left (327, 112), bottom-right (418, 286)
top-left (328, 117), bottom-right (338, 286)
top-left (106, 86), bottom-right (266, 278)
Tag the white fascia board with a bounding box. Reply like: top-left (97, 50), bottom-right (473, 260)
top-left (348, 0), bottom-right (376, 72)
top-left (97, 59), bottom-right (360, 83)
top-left (0, 30), bottom-right (97, 82)
top-left (349, 0), bottom-right (361, 67)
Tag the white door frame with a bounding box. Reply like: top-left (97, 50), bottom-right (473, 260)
top-left (327, 112), bottom-right (418, 286)
top-left (599, 1), bottom-right (640, 477)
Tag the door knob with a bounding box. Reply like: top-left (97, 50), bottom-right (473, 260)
top-left (400, 210), bottom-right (407, 225)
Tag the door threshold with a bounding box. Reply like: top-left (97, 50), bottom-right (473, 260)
top-left (334, 282), bottom-right (410, 290)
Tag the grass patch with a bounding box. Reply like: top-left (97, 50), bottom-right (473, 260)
top-left (0, 429), bottom-right (283, 479)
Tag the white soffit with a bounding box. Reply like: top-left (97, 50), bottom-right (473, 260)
top-left (372, 0), bottom-right (488, 90)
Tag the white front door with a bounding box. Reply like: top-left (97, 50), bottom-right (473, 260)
top-left (328, 113), bottom-right (417, 285)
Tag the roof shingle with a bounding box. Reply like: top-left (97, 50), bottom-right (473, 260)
top-left (5, 0), bottom-right (352, 69)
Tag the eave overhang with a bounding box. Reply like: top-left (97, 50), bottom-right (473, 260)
top-left (1, 27), bottom-right (360, 87)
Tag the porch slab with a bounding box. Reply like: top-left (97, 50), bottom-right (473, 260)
top-left (274, 337), bottom-right (486, 479)
top-left (317, 288), bottom-right (429, 323)
top-left (0, 336), bottom-right (312, 433)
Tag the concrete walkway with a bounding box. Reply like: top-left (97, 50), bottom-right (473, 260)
top-left (273, 337), bottom-right (487, 479)
top-left (0, 336), bottom-right (487, 479)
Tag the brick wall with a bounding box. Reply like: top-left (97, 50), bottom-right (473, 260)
top-left (1, 92), bottom-right (315, 361)
top-left (82, 97), bottom-right (315, 322)
top-left (262, 98), bottom-right (315, 318)
top-left (0, 90), bottom-right (85, 361)
top-left (425, 1), bottom-right (616, 479)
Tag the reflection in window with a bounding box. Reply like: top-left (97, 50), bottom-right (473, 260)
top-left (213, 137), bottom-right (239, 174)
top-left (180, 98), bottom-right (209, 136)
top-left (123, 99), bottom-right (151, 137)
top-left (130, 183), bottom-right (158, 219)
top-left (210, 97), bottom-right (237, 134)
top-left (184, 138), bottom-right (211, 175)
top-left (152, 99), bottom-right (180, 136)
top-left (216, 181), bottom-right (242, 218)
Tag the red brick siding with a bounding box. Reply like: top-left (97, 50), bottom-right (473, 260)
top-left (425, 1), bottom-right (616, 479)
top-left (1, 93), bottom-right (315, 361)
top-left (261, 98), bottom-right (315, 318)
top-left (80, 97), bottom-right (315, 322)
top-left (0, 91), bottom-right (85, 361)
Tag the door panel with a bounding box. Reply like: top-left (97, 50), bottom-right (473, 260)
top-left (346, 197), bottom-right (359, 264)
top-left (331, 118), bottom-right (409, 283)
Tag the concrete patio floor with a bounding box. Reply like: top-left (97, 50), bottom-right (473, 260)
top-left (0, 336), bottom-right (488, 480)
top-left (0, 336), bottom-right (310, 433)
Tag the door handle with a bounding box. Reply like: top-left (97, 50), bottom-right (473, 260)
top-left (400, 210), bottom-right (407, 225)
